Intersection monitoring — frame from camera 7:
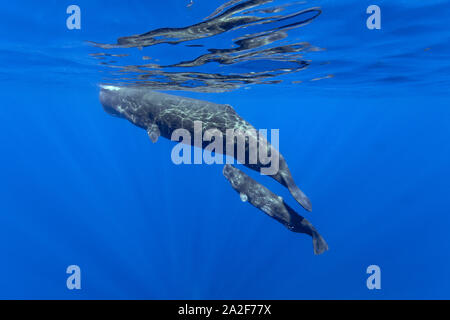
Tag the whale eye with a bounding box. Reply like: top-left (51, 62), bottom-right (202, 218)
top-left (240, 193), bottom-right (248, 202)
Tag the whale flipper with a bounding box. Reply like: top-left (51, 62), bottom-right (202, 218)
top-left (147, 124), bottom-right (160, 143)
top-left (223, 164), bottom-right (327, 255)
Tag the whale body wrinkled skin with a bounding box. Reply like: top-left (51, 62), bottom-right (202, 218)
top-left (223, 165), bottom-right (328, 255)
top-left (99, 85), bottom-right (312, 212)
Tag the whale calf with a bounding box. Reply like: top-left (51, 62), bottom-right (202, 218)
top-left (99, 85), bottom-right (312, 212)
top-left (223, 164), bottom-right (327, 255)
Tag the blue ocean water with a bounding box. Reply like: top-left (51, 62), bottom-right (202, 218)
top-left (0, 0), bottom-right (449, 299)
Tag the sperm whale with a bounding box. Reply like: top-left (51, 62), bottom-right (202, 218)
top-left (99, 85), bottom-right (312, 212)
top-left (223, 164), bottom-right (327, 255)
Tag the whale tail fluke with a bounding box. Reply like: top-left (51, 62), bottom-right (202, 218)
top-left (312, 230), bottom-right (328, 255)
top-left (272, 158), bottom-right (312, 212)
top-left (285, 178), bottom-right (312, 212)
top-left (286, 206), bottom-right (328, 255)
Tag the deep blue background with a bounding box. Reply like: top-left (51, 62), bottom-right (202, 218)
top-left (0, 0), bottom-right (449, 299)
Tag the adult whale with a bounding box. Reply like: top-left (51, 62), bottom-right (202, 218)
top-left (99, 85), bottom-right (312, 212)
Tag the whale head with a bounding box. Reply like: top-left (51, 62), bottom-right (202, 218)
top-left (99, 85), bottom-right (126, 118)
